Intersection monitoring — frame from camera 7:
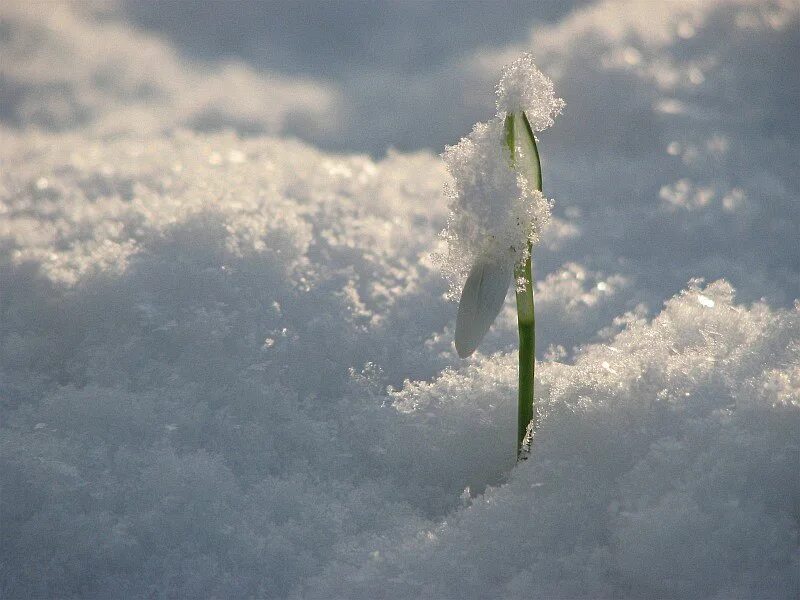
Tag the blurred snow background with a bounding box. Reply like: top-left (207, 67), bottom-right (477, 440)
top-left (1, 0), bottom-right (798, 597)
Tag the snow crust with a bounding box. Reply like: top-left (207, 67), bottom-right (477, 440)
top-left (1, 0), bottom-right (799, 598)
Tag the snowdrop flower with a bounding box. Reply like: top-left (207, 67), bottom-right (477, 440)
top-left (440, 53), bottom-right (563, 358)
top-left (438, 53), bottom-right (563, 457)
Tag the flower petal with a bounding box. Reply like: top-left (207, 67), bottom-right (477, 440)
top-left (454, 257), bottom-right (513, 358)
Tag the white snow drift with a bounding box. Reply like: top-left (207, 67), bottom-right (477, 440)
top-left (2, 126), bottom-right (797, 600)
top-left (1, 0), bottom-right (798, 598)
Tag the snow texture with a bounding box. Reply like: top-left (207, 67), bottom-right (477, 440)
top-left (495, 53), bottom-right (566, 130)
top-left (1, 1), bottom-right (799, 598)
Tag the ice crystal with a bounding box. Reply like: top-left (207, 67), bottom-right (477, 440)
top-left (495, 53), bottom-right (565, 130)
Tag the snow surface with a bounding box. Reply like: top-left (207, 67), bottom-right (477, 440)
top-left (0, 2), bottom-right (338, 138)
top-left (1, 1), bottom-right (799, 598)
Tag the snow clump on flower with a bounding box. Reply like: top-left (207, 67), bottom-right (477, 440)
top-left (495, 52), bottom-right (565, 130)
top-left (438, 117), bottom-right (552, 298)
top-left (437, 53), bottom-right (562, 300)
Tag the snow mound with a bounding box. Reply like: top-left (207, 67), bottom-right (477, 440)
top-left (302, 281), bottom-right (800, 599)
top-left (2, 0), bottom-right (799, 597)
top-left (1, 128), bottom-right (798, 598)
top-left (0, 129), bottom-right (451, 598)
top-left (0, 1), bottom-right (338, 136)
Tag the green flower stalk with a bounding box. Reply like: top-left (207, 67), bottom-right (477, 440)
top-left (439, 54), bottom-right (563, 460)
top-left (504, 111), bottom-right (542, 458)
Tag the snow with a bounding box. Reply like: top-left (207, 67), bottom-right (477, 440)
top-left (1, 1), bottom-right (799, 598)
top-left (0, 2), bottom-right (338, 137)
top-left (304, 283), bottom-right (800, 600)
top-left (439, 117), bottom-right (552, 297)
top-left (495, 53), bottom-right (566, 129)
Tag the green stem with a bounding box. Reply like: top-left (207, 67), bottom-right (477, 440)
top-left (505, 112), bottom-right (542, 459)
top-left (515, 250), bottom-right (535, 457)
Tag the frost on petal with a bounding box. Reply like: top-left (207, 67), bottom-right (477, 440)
top-left (437, 117), bottom-right (552, 299)
top-left (495, 53), bottom-right (565, 131)
top-left (455, 256), bottom-right (514, 358)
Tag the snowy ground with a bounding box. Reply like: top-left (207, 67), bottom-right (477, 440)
top-left (1, 1), bottom-right (798, 598)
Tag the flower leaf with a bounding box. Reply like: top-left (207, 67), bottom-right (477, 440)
top-left (506, 111), bottom-right (542, 192)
